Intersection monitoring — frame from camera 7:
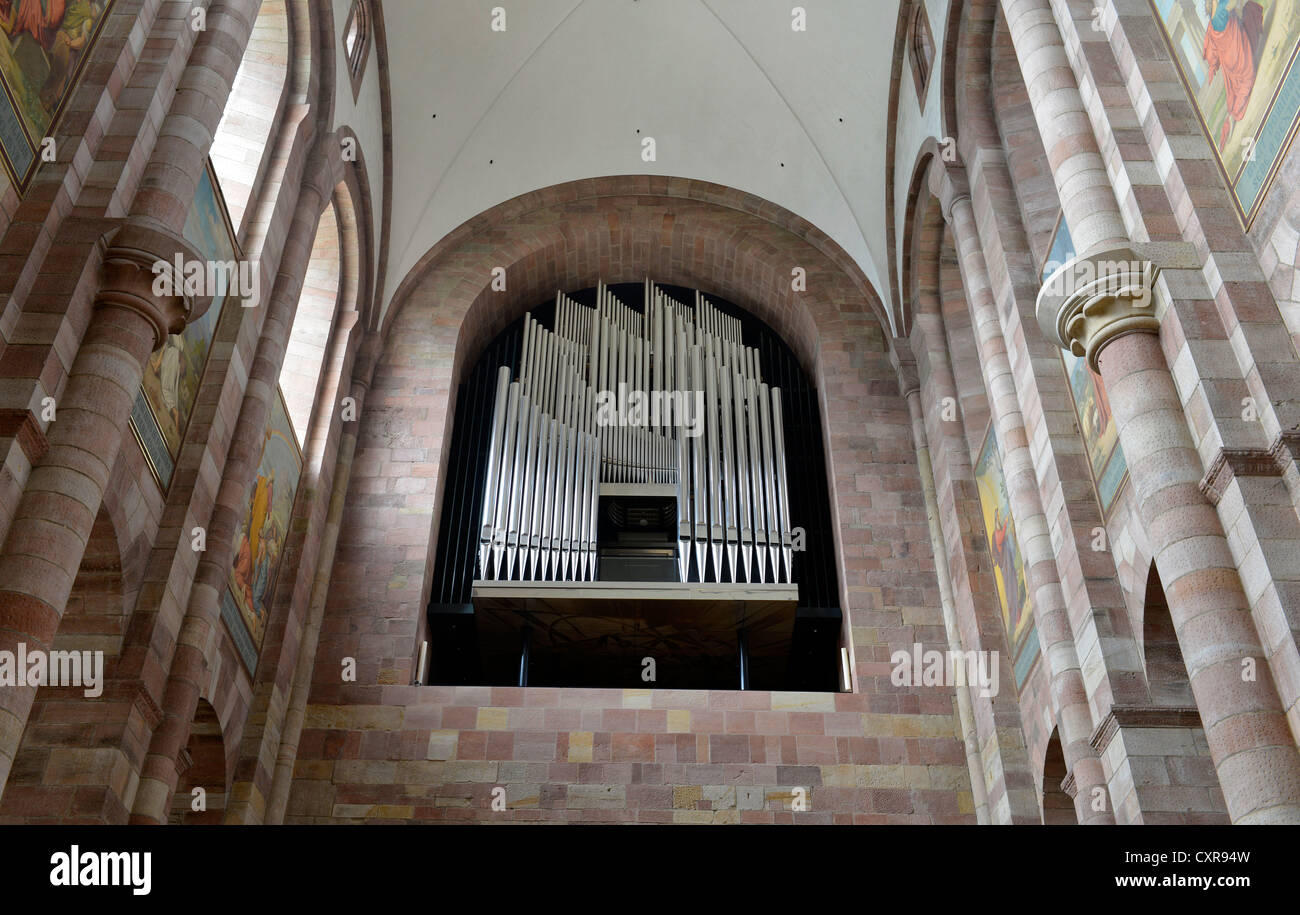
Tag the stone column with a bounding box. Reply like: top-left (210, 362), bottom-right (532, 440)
top-left (263, 376), bottom-right (369, 824)
top-left (129, 148), bottom-right (336, 824)
top-left (897, 355), bottom-right (990, 824)
top-left (999, 0), bottom-right (1129, 256)
top-left (1038, 253), bottom-right (1300, 823)
top-left (944, 183), bottom-right (1113, 824)
top-left (0, 225), bottom-right (206, 798)
top-left (906, 299), bottom-right (1042, 824)
top-left (129, 0), bottom-right (262, 233)
top-left (0, 0), bottom-right (262, 805)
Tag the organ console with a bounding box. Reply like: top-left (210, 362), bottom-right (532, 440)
top-left (476, 281), bottom-right (795, 586)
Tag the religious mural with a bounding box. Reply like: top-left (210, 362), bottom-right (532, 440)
top-left (974, 426), bottom-right (1038, 689)
top-left (0, 0), bottom-right (114, 190)
top-left (129, 162), bottom-right (238, 490)
top-left (1150, 0), bottom-right (1300, 225)
top-left (220, 391), bottom-right (302, 673)
top-left (1041, 214), bottom-right (1129, 516)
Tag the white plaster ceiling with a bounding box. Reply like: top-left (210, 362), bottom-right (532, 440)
top-left (381, 0), bottom-right (898, 325)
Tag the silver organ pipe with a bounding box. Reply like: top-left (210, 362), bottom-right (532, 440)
top-left (758, 381), bottom-right (781, 584)
top-left (704, 335), bottom-right (722, 579)
top-left (476, 282), bottom-right (793, 585)
top-left (772, 389), bottom-right (794, 584)
top-left (492, 382), bottom-right (521, 579)
top-left (733, 367), bottom-right (752, 583)
top-left (479, 366), bottom-right (511, 579)
top-left (747, 378), bottom-right (768, 583)
top-left (690, 342), bottom-right (707, 580)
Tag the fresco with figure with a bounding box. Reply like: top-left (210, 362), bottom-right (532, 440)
top-left (1042, 214), bottom-right (1129, 516)
top-left (129, 163), bottom-right (238, 489)
top-left (0, 0), bottom-right (115, 190)
top-left (975, 427), bottom-right (1039, 689)
top-left (220, 391), bottom-right (302, 673)
top-left (1150, 0), bottom-right (1300, 226)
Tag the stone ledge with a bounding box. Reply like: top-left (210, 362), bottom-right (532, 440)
top-left (1089, 706), bottom-right (1204, 754)
top-left (1199, 433), bottom-right (1300, 505)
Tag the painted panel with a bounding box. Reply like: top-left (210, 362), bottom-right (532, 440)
top-left (1150, 0), bottom-right (1300, 226)
top-left (220, 390), bottom-right (302, 672)
top-left (1042, 214), bottom-right (1129, 516)
top-left (974, 426), bottom-right (1037, 689)
top-left (129, 162), bottom-right (239, 490)
top-left (0, 0), bottom-right (116, 190)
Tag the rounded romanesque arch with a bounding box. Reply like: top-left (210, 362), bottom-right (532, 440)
top-left (381, 176), bottom-right (889, 365)
top-left (319, 176), bottom-right (940, 710)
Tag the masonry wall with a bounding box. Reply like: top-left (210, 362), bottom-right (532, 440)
top-left (280, 177), bottom-right (977, 824)
top-left (0, 0), bottom-right (365, 825)
top-left (3, 0), bottom-right (1300, 826)
top-left (287, 687), bottom-right (972, 823)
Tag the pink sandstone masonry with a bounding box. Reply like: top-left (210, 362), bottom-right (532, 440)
top-left (0, 0), bottom-right (1296, 829)
top-left (287, 687), bottom-right (973, 824)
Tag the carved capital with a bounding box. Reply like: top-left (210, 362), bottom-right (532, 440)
top-left (890, 338), bottom-right (921, 398)
top-left (97, 221), bottom-right (213, 351)
top-left (928, 160), bottom-right (971, 224)
top-left (1036, 247), bottom-right (1160, 372)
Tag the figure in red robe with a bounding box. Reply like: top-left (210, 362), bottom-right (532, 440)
top-left (2, 0), bottom-right (68, 50)
top-left (1203, 0), bottom-right (1265, 148)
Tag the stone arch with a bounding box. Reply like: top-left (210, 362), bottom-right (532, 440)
top-left (334, 127), bottom-right (377, 332)
top-left (1040, 726), bottom-right (1077, 824)
top-left (382, 177), bottom-right (888, 359)
top-left (900, 142), bottom-right (946, 335)
top-left (949, 0), bottom-right (1001, 161)
top-left (0, 501), bottom-right (131, 822)
top-left (232, 0), bottom-right (337, 259)
top-left (1139, 562), bottom-right (1194, 708)
top-left (281, 156), bottom-right (370, 447)
top-left (939, 0), bottom-right (964, 144)
top-left (329, 176), bottom-right (912, 693)
top-left (170, 699), bottom-right (228, 824)
top-left (54, 504), bottom-right (128, 658)
top-left (884, 0), bottom-right (929, 334)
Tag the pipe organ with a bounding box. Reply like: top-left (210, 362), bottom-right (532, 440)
top-left (477, 281), bottom-right (795, 586)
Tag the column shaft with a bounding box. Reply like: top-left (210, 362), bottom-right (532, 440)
top-left (0, 0), bottom-right (261, 803)
top-left (1097, 332), bottom-right (1300, 823)
top-left (0, 301), bottom-right (157, 795)
top-left (904, 388), bottom-right (991, 824)
top-left (129, 163), bottom-right (332, 823)
top-left (999, 0), bottom-right (1128, 256)
top-left (263, 381), bottom-right (367, 824)
top-left (949, 194), bottom-right (1112, 823)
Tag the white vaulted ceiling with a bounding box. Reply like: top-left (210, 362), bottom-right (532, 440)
top-left (379, 0), bottom-right (900, 324)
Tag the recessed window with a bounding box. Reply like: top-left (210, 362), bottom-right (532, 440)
top-left (909, 3), bottom-right (935, 105)
top-left (343, 0), bottom-right (372, 98)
